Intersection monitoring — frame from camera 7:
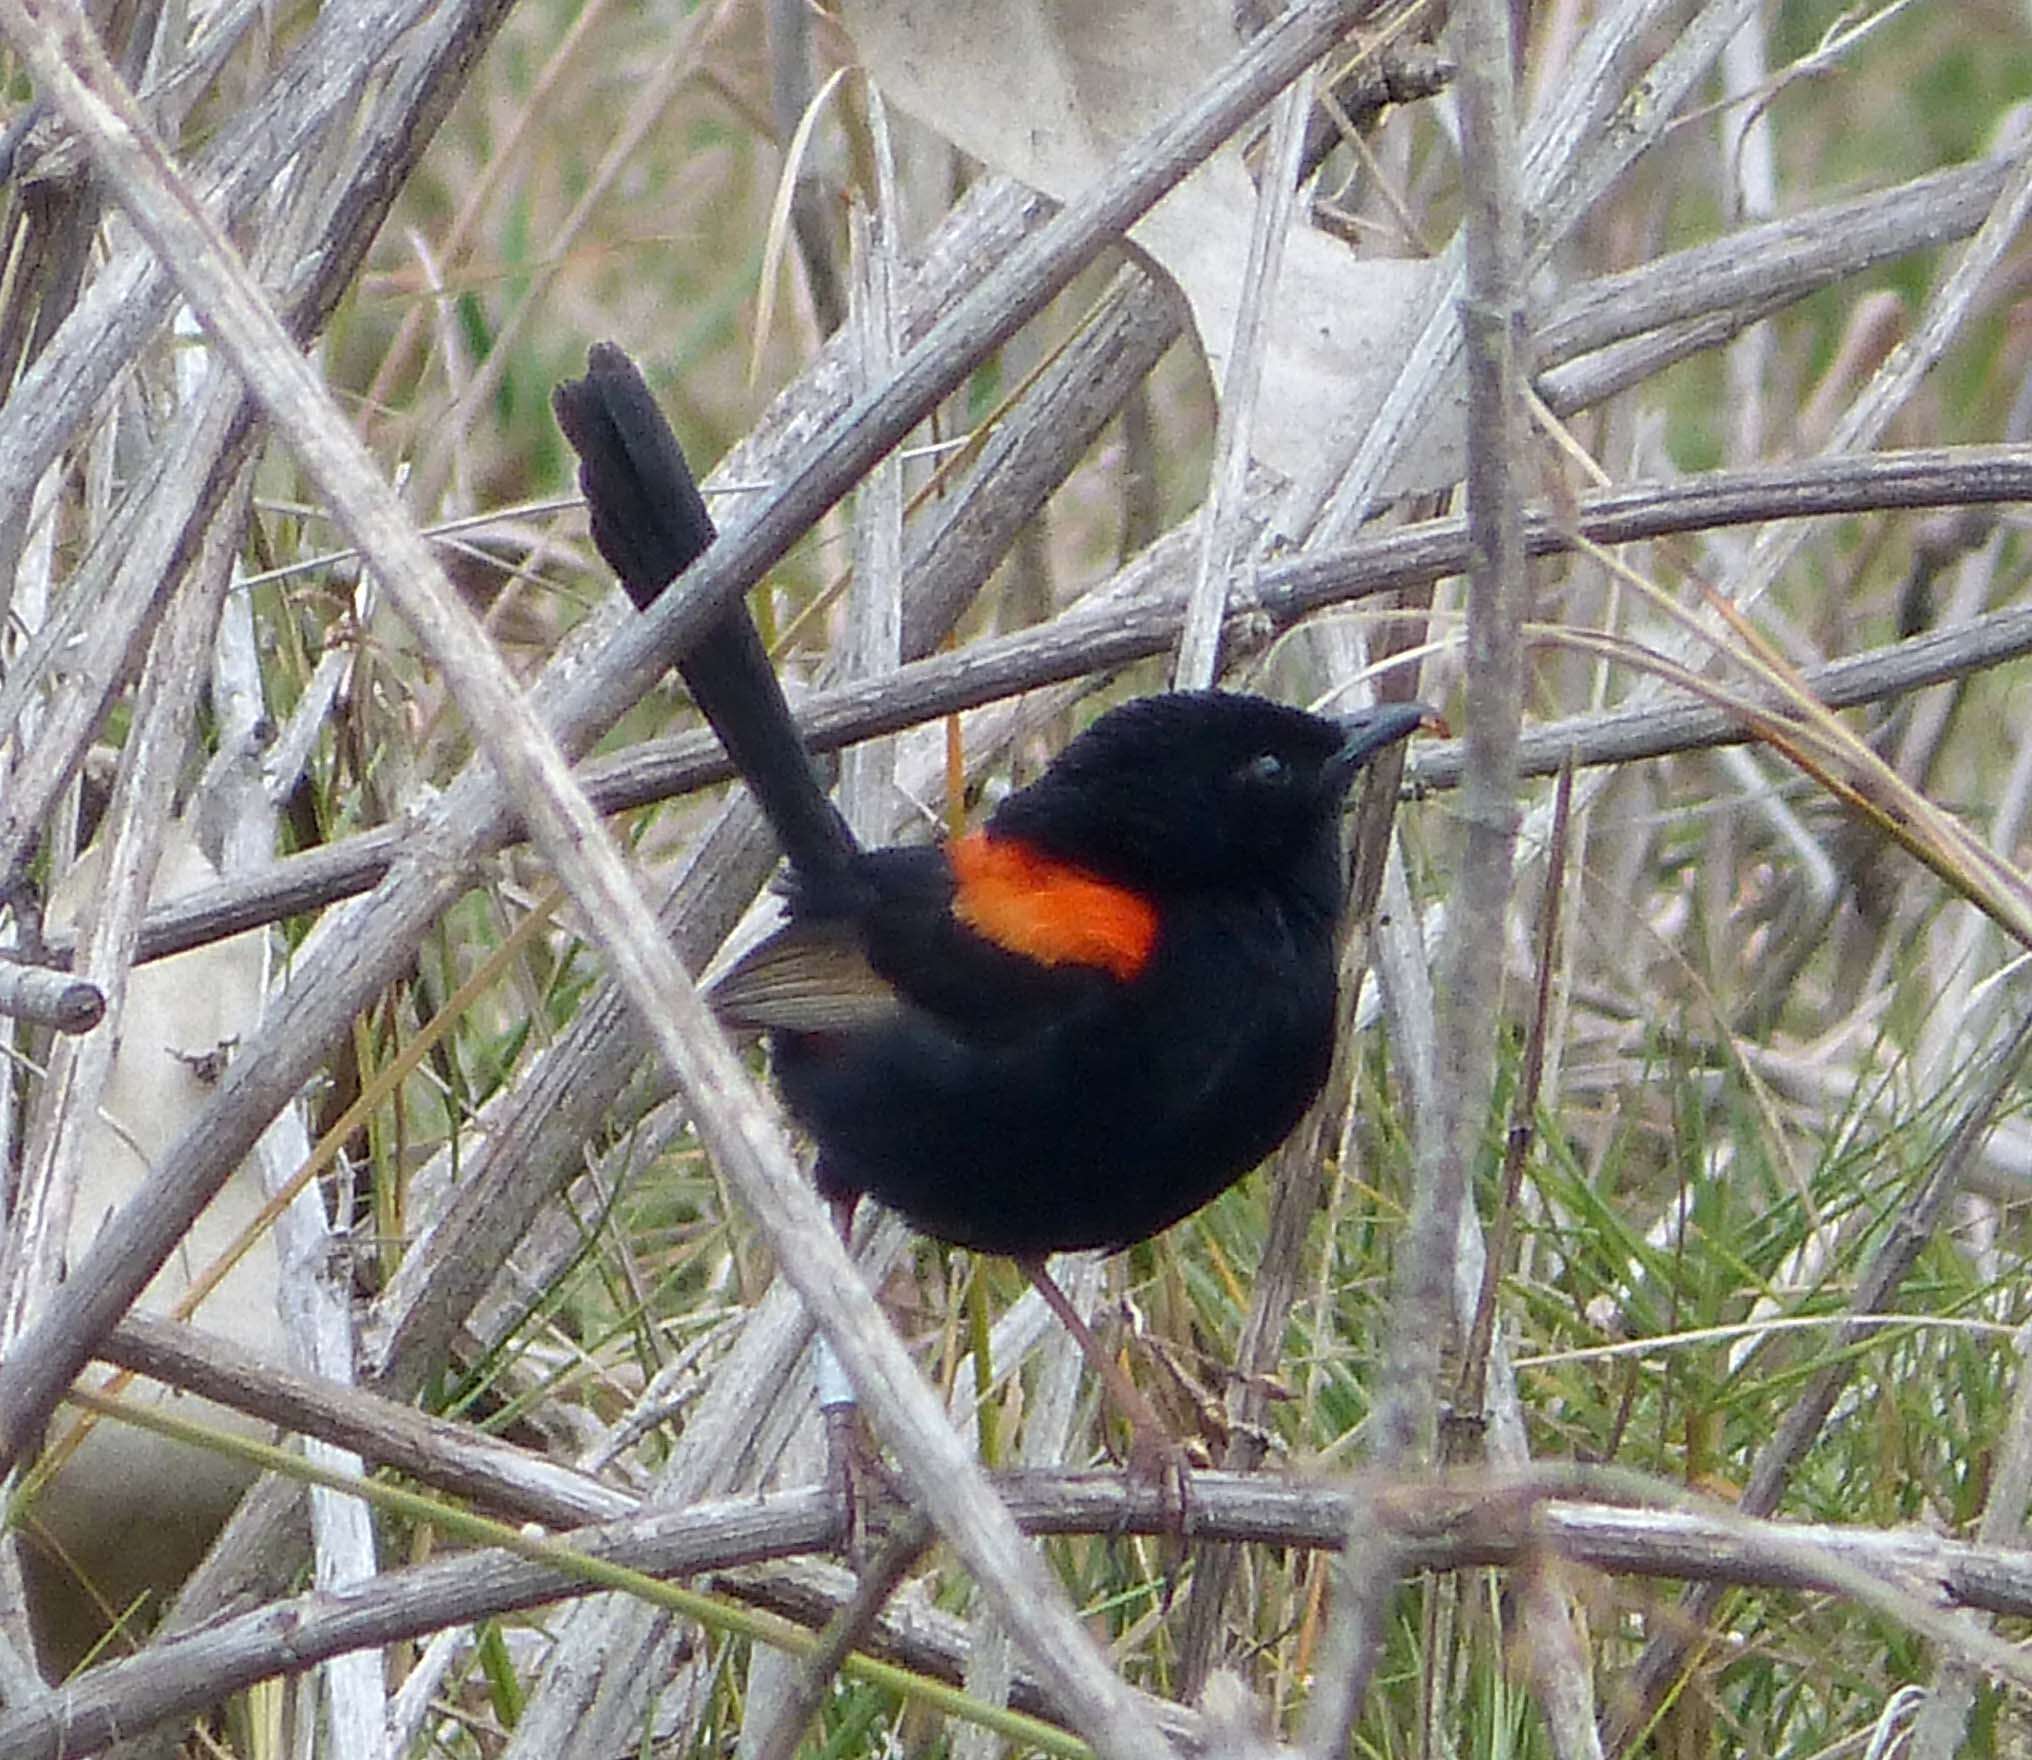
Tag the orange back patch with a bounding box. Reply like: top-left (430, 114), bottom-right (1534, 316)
top-left (950, 830), bottom-right (1158, 981)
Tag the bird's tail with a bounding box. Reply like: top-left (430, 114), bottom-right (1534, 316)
top-left (553, 343), bottom-right (859, 884)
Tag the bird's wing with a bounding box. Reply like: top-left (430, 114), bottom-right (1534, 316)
top-left (708, 922), bottom-right (906, 1033)
top-left (712, 845), bottom-right (1121, 1044)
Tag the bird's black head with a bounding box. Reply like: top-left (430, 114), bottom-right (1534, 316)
top-left (987, 691), bottom-right (1431, 898)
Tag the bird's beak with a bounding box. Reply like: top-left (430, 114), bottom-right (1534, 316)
top-left (1325, 702), bottom-right (1445, 794)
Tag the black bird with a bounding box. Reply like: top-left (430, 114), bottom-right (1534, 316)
top-left (555, 343), bottom-right (1433, 1462)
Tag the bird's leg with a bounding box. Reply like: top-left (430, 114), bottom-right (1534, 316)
top-left (828, 1191), bottom-right (859, 1240)
top-left (1021, 1257), bottom-right (1190, 1531)
top-left (819, 1192), bottom-right (867, 1524)
top-left (818, 1194), bottom-right (906, 1557)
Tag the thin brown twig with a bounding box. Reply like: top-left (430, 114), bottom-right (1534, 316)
top-left (1454, 757), bottom-right (1573, 1429)
top-left (747, 1512), bottom-right (935, 1760)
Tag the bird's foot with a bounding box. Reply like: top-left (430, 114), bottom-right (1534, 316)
top-left (1019, 1257), bottom-right (1199, 1541)
top-left (823, 1402), bottom-right (912, 1564)
top-left (1122, 1417), bottom-right (1196, 1541)
top-left (1119, 1420), bottom-right (1196, 1610)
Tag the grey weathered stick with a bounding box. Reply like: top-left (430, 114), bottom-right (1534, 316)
top-left (102, 1314), bottom-right (637, 1524)
top-left (1725, 142), bottom-right (2032, 619)
top-left (0, 48), bottom-right (1167, 1760)
top-left (0, 2), bottom-right (1400, 1750)
top-left (1174, 67), bottom-right (1314, 689)
top-left (1285, 0), bottom-right (1761, 549)
top-left (120, 184), bottom-right (1185, 1745)
top-left (1535, 153), bottom-right (2018, 374)
top-left (566, 0), bottom-right (1394, 753)
top-left (0, 960), bottom-right (100, 1032)
top-left (0, 0), bottom-right (450, 539)
top-left (0, 0), bottom-right (519, 889)
top-left (50, 438), bottom-right (2032, 974)
top-left (0, 24), bottom-right (1112, 1760)
top-left (838, 101), bottom-right (904, 841)
top-left (1304, 0), bottom-right (1533, 1742)
top-left (20, 1456), bottom-right (2032, 1760)
top-left (208, 445), bottom-right (385, 1760)
top-left (1, 8), bottom-right (1388, 1537)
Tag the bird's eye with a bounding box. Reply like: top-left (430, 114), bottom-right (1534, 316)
top-left (1239, 751), bottom-right (1290, 786)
